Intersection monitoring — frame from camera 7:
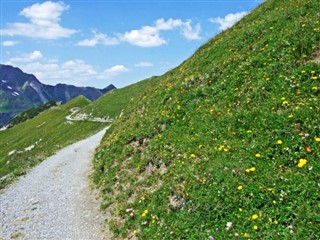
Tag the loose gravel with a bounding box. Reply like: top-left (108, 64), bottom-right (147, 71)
top-left (0, 128), bottom-right (110, 240)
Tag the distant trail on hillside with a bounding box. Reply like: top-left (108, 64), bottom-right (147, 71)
top-left (0, 128), bottom-right (110, 239)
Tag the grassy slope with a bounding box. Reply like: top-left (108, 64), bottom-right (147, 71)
top-left (81, 76), bottom-right (159, 119)
top-left (0, 96), bottom-right (106, 188)
top-left (0, 77), bottom-right (157, 189)
top-left (7, 101), bottom-right (59, 127)
top-left (93, 0), bottom-right (320, 239)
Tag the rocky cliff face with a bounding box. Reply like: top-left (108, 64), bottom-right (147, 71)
top-left (0, 64), bottom-right (116, 126)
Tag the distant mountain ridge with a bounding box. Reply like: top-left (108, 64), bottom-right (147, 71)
top-left (0, 64), bottom-right (116, 126)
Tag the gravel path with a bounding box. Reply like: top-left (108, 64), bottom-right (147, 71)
top-left (0, 128), bottom-right (110, 240)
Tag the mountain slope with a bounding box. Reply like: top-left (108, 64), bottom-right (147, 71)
top-left (7, 101), bottom-right (60, 127)
top-left (92, 0), bottom-right (320, 239)
top-left (0, 76), bottom-right (157, 189)
top-left (81, 76), bottom-right (159, 119)
top-left (0, 64), bottom-right (116, 126)
top-left (0, 96), bottom-right (106, 188)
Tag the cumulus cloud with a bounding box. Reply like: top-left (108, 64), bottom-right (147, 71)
top-left (155, 18), bottom-right (182, 30)
top-left (180, 21), bottom-right (201, 40)
top-left (77, 30), bottom-right (119, 46)
top-left (0, 1), bottom-right (77, 39)
top-left (2, 41), bottom-right (18, 46)
top-left (209, 11), bottom-right (248, 31)
top-left (62, 59), bottom-right (98, 76)
top-left (5, 52), bottom-right (127, 86)
top-left (122, 26), bottom-right (166, 47)
top-left (98, 65), bottom-right (129, 79)
top-left (78, 18), bottom-right (201, 48)
top-left (6, 50), bottom-right (43, 63)
top-left (134, 62), bottom-right (154, 67)
top-left (121, 18), bottom-right (201, 47)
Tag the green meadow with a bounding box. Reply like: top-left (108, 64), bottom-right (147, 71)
top-left (92, 0), bottom-right (320, 238)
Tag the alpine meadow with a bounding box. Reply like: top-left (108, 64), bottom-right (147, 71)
top-left (0, 0), bottom-right (319, 239)
top-left (92, 0), bottom-right (320, 239)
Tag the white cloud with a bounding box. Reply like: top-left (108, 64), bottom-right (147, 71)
top-left (105, 65), bottom-right (128, 74)
top-left (155, 18), bottom-right (183, 30)
top-left (77, 31), bottom-right (119, 46)
top-left (122, 18), bottom-right (201, 47)
top-left (181, 21), bottom-right (201, 40)
top-left (6, 50), bottom-right (43, 63)
top-left (0, 1), bottom-right (77, 39)
top-left (209, 11), bottom-right (248, 31)
top-left (135, 62), bottom-right (154, 67)
top-left (29, 51), bottom-right (43, 60)
top-left (98, 65), bottom-right (129, 79)
top-left (2, 41), bottom-right (18, 46)
top-left (5, 52), bottom-right (128, 86)
top-left (122, 26), bottom-right (166, 47)
top-left (62, 59), bottom-right (98, 76)
top-left (78, 18), bottom-right (201, 48)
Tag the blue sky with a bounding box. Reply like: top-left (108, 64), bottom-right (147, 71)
top-left (1, 0), bottom-right (263, 89)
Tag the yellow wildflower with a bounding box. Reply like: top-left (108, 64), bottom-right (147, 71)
top-left (237, 185), bottom-right (243, 190)
top-left (315, 137), bottom-right (320, 142)
top-left (282, 100), bottom-right (289, 106)
top-left (202, 178), bottom-right (207, 184)
top-left (297, 158), bottom-right (307, 168)
top-left (133, 230), bottom-right (137, 234)
top-left (190, 154), bottom-right (196, 158)
top-left (250, 167), bottom-right (256, 172)
top-left (255, 153), bottom-right (261, 158)
top-left (277, 140), bottom-right (283, 145)
top-left (252, 214), bottom-right (258, 220)
top-left (141, 209), bottom-right (149, 217)
top-left (218, 145), bottom-right (224, 151)
top-left (253, 225), bottom-right (258, 230)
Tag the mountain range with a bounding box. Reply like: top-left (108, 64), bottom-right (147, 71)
top-left (0, 64), bottom-right (116, 126)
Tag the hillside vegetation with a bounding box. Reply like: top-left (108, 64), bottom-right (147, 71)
top-left (93, 0), bottom-right (320, 239)
top-left (0, 96), bottom-right (105, 188)
top-left (7, 101), bottom-right (59, 127)
top-left (0, 76), bottom-right (157, 189)
top-left (81, 76), bottom-right (159, 119)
